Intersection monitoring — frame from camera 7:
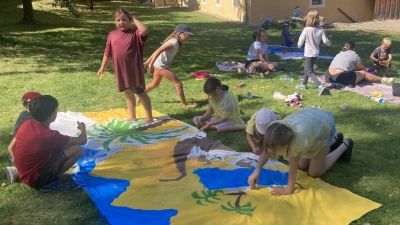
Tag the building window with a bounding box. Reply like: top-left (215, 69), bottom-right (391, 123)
top-left (309, 0), bottom-right (325, 8)
top-left (216, 0), bottom-right (220, 6)
top-left (202, 0), bottom-right (206, 4)
top-left (232, 0), bottom-right (239, 9)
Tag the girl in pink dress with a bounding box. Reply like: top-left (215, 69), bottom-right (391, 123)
top-left (98, 8), bottom-right (153, 124)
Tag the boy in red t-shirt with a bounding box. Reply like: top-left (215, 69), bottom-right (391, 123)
top-left (7, 95), bottom-right (88, 193)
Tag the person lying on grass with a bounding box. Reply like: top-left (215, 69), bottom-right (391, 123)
top-left (193, 77), bottom-right (246, 133)
top-left (325, 40), bottom-right (393, 85)
top-left (8, 95), bottom-right (87, 193)
top-left (248, 108), bottom-right (353, 196)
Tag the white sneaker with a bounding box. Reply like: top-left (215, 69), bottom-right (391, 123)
top-left (5, 166), bottom-right (19, 183)
top-left (381, 77), bottom-right (394, 84)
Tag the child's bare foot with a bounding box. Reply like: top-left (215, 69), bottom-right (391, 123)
top-left (183, 103), bottom-right (197, 109)
top-left (124, 118), bottom-right (137, 122)
top-left (141, 118), bottom-right (154, 125)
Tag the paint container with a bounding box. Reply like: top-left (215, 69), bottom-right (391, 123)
top-left (368, 96), bottom-right (385, 103)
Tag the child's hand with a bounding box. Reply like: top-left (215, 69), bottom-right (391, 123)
top-left (143, 59), bottom-right (150, 67)
top-left (199, 123), bottom-right (210, 132)
top-left (77, 121), bottom-right (86, 131)
top-left (98, 67), bottom-right (105, 76)
top-left (271, 186), bottom-right (293, 196)
top-left (252, 146), bottom-right (260, 154)
top-left (248, 171), bottom-right (260, 189)
top-left (147, 65), bottom-right (154, 74)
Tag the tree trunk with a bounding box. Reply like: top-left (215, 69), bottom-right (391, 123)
top-left (89, 0), bottom-right (94, 10)
top-left (22, 0), bottom-right (34, 22)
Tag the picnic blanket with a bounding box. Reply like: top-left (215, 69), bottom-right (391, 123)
top-left (216, 61), bottom-right (246, 72)
top-left (268, 45), bottom-right (334, 60)
top-left (51, 106), bottom-right (381, 225)
top-left (314, 75), bottom-right (400, 104)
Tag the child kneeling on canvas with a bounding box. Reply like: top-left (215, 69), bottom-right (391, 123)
top-left (246, 108), bottom-right (282, 155)
top-left (193, 77), bottom-right (246, 133)
top-left (248, 108), bottom-right (353, 196)
top-left (7, 95), bottom-right (87, 193)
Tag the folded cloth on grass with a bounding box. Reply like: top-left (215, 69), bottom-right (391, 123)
top-left (268, 45), bottom-right (334, 60)
top-left (216, 61), bottom-right (246, 72)
top-left (51, 106), bottom-right (381, 225)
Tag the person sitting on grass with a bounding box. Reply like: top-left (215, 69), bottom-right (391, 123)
top-left (7, 95), bottom-right (87, 193)
top-left (369, 37), bottom-right (393, 78)
top-left (248, 108), bottom-right (353, 196)
top-left (325, 41), bottom-right (393, 86)
top-left (6, 92), bottom-right (42, 183)
top-left (281, 23), bottom-right (294, 47)
top-left (245, 108), bottom-right (282, 155)
top-left (246, 28), bottom-right (278, 74)
top-left (193, 77), bottom-right (246, 133)
top-left (13, 92), bottom-right (42, 137)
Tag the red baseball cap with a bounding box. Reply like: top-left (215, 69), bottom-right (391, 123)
top-left (22, 92), bottom-right (42, 106)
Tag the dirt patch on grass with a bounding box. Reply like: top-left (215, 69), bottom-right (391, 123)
top-left (330, 20), bottom-right (400, 34)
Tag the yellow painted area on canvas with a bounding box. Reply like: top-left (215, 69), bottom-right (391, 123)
top-left (83, 106), bottom-right (164, 123)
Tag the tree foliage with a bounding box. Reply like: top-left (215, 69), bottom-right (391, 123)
top-left (52, 0), bottom-right (80, 18)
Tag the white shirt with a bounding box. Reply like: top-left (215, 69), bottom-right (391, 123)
top-left (246, 41), bottom-right (268, 61)
top-left (153, 38), bottom-right (179, 69)
top-left (297, 26), bottom-right (331, 57)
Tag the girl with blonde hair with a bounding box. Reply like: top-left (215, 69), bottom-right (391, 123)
top-left (297, 10), bottom-right (331, 95)
top-left (248, 108), bottom-right (353, 196)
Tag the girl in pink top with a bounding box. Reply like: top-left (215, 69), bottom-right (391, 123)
top-left (98, 8), bottom-right (153, 124)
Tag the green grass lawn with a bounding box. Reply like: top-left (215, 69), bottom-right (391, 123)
top-left (1, 0), bottom-right (399, 224)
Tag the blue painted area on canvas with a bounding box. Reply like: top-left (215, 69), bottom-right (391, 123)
top-left (193, 168), bottom-right (288, 190)
top-left (72, 146), bottom-right (177, 225)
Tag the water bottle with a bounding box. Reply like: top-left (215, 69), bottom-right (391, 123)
top-left (281, 77), bottom-right (293, 82)
top-left (236, 82), bottom-right (245, 88)
top-left (368, 96), bottom-right (385, 103)
top-left (237, 68), bottom-right (242, 74)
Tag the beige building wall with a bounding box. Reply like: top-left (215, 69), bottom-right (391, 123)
top-left (185, 0), bottom-right (375, 26)
top-left (187, 0), bottom-right (246, 22)
top-left (248, 0), bottom-right (375, 25)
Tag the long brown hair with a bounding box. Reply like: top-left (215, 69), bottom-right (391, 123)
top-left (161, 31), bottom-right (183, 48)
top-left (263, 122), bottom-right (295, 159)
top-left (305, 10), bottom-right (320, 27)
